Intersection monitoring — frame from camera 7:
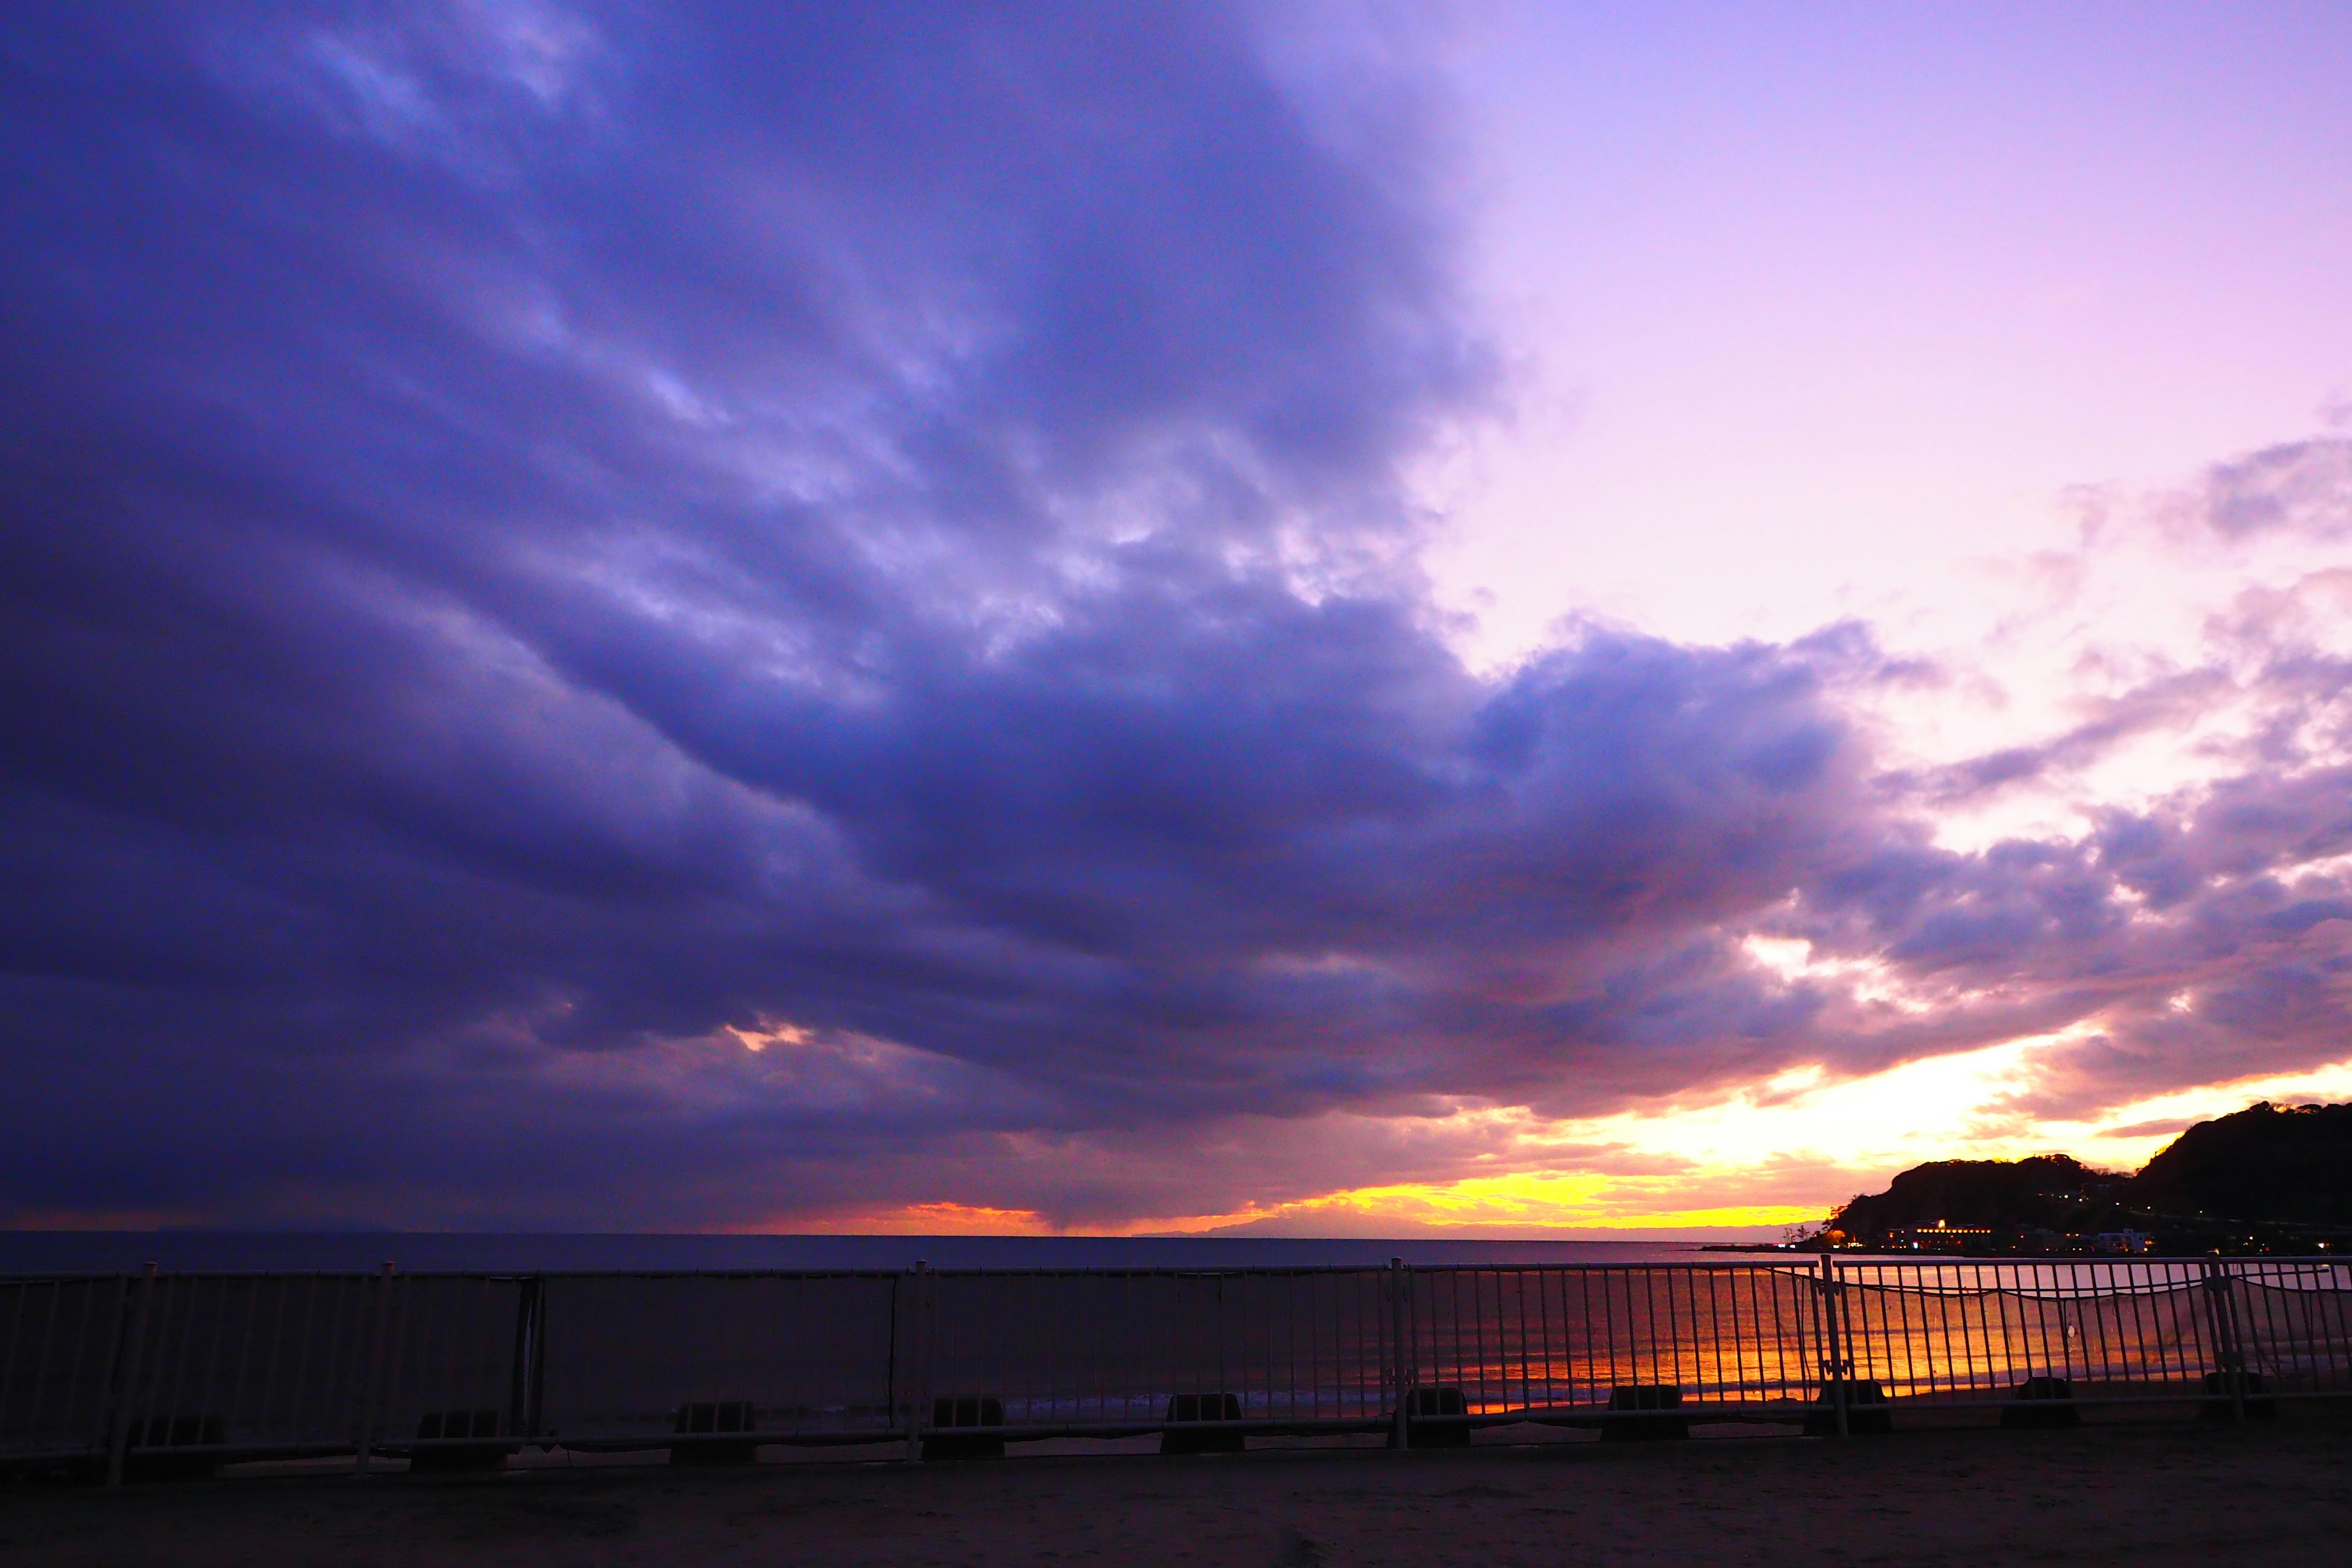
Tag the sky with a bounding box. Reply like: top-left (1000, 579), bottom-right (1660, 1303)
top-left (4, 2), bottom-right (2351, 1237)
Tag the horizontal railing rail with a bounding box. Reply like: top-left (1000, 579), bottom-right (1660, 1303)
top-left (2, 1257), bottom-right (2344, 1478)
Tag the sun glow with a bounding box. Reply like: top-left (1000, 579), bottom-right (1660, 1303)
top-left (788, 1046), bottom-right (2352, 1239)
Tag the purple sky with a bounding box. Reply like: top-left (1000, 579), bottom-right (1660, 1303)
top-left (5, 3), bottom-right (2350, 1235)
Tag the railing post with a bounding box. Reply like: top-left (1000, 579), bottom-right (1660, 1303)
top-left (905, 1262), bottom-right (930, 1462)
top-left (355, 1262), bottom-right (396, 1475)
top-left (529, 1275), bottom-right (550, 1446)
top-left (2203, 1256), bottom-right (2246, 1424)
top-left (507, 1275), bottom-right (546, 1447)
top-left (102, 1263), bottom-right (157, 1488)
top-left (1388, 1257), bottom-right (1410, 1451)
top-left (1817, 1255), bottom-right (1849, 1438)
top-left (884, 1270), bottom-right (900, 1456)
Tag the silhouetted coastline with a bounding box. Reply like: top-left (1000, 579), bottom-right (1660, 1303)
top-left (1804, 1102), bottom-right (2352, 1256)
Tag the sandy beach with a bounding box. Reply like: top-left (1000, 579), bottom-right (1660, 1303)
top-left (6, 1414), bottom-right (2346, 1567)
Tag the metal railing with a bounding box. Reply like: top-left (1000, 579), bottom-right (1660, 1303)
top-left (4, 1256), bottom-right (2345, 1477)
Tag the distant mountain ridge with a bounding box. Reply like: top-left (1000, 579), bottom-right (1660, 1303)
top-left (1825, 1102), bottom-right (2352, 1251)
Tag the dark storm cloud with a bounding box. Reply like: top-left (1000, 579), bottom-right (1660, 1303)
top-left (4, 4), bottom-right (2350, 1227)
top-left (0, 0), bottom-right (1513, 1224)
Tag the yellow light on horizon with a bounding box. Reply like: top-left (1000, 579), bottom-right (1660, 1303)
top-left (736, 1046), bottom-right (2352, 1238)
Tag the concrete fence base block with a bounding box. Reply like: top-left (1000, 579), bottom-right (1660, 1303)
top-left (1396, 1385), bottom-right (1471, 1449)
top-left (1803, 1379), bottom-right (1893, 1436)
top-left (1161, 1392), bottom-right (1245, 1455)
top-left (671, 1400), bottom-right (761, 1464)
top-left (1601, 1384), bottom-right (1689, 1442)
top-left (1999, 1376), bottom-right (2082, 1430)
top-left (408, 1409), bottom-right (519, 1473)
top-left (122, 1415), bottom-right (227, 1482)
top-left (922, 1395), bottom-right (1006, 1460)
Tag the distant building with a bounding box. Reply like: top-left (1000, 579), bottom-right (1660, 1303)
top-left (1883, 1222), bottom-right (1994, 1253)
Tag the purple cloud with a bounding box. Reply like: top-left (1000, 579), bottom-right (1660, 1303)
top-left (4, 5), bottom-right (2350, 1229)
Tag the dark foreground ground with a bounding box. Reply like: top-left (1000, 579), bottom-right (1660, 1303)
top-left (6, 1412), bottom-right (2349, 1567)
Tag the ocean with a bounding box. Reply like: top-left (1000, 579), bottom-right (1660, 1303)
top-left (0, 1232), bottom-right (1724, 1275)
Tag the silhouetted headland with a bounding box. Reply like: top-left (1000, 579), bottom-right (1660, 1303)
top-left (1807, 1101), bottom-right (2352, 1255)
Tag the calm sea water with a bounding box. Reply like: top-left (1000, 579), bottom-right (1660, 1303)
top-left (0, 1232), bottom-right (1724, 1275)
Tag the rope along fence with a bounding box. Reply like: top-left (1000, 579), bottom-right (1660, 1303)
top-left (3, 1259), bottom-right (2345, 1477)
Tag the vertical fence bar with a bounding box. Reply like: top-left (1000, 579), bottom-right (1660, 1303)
top-left (1223, 1269), bottom-right (1242, 1429)
top-left (503, 1276), bottom-right (541, 1445)
top-left (1460, 1270), bottom-right (1477, 1413)
top-left (1956, 1260), bottom-right (1994, 1401)
top-left (1814, 1256), bottom-right (1847, 1437)
top-left (2204, 1257), bottom-right (2245, 1423)
top-left (1636, 1268), bottom-right (1656, 1393)
top-left (354, 1262), bottom-right (395, 1474)
top-left (1387, 1259), bottom-right (1408, 1449)
top-left (139, 1273), bottom-right (177, 1461)
top-left (101, 1264), bottom-right (157, 1488)
top-left (903, 1262), bottom-right (929, 1461)
top-left (524, 1274), bottom-right (549, 1446)
top-left (883, 1272), bottom-right (900, 1439)
top-left (1513, 1268), bottom-right (1531, 1412)
top-left (0, 1282), bottom-right (26, 1441)
top-left (1712, 1269), bottom-right (1728, 1401)
top-left (1939, 1264), bottom-right (1967, 1403)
